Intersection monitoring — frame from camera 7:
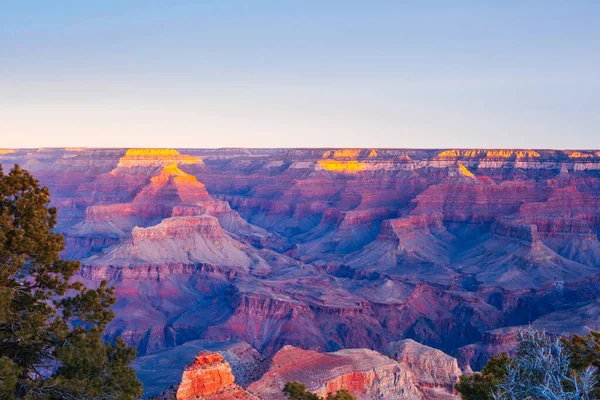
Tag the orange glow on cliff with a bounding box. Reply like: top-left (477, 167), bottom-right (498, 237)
top-left (438, 150), bottom-right (460, 158)
top-left (437, 150), bottom-right (483, 158)
top-left (485, 150), bottom-right (541, 159)
top-left (318, 159), bottom-right (367, 172)
top-left (436, 149), bottom-right (542, 159)
top-left (458, 163), bottom-right (475, 177)
top-left (0, 149), bottom-right (16, 155)
top-left (162, 162), bottom-right (186, 175)
top-left (516, 150), bottom-right (540, 158)
top-left (151, 163), bottom-right (201, 185)
top-left (117, 148), bottom-right (202, 168)
top-left (323, 149), bottom-right (363, 160)
top-left (567, 151), bottom-right (593, 158)
top-left (125, 148), bottom-right (182, 157)
top-left (486, 150), bottom-right (513, 158)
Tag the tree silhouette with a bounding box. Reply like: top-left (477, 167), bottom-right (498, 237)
top-left (0, 164), bottom-right (142, 399)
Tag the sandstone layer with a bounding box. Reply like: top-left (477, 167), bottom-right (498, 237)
top-left (4, 148), bottom-right (600, 396)
top-left (156, 340), bottom-right (461, 400)
top-left (175, 352), bottom-right (257, 400)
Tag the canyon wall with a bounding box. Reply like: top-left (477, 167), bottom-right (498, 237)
top-left (3, 147), bottom-right (600, 396)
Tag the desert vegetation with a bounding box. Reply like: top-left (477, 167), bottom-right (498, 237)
top-left (0, 165), bottom-right (142, 399)
top-left (283, 381), bottom-right (355, 400)
top-left (456, 328), bottom-right (600, 400)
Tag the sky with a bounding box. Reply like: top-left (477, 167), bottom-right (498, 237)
top-left (1, 1), bottom-right (599, 149)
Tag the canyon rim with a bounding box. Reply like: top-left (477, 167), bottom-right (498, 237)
top-left (3, 147), bottom-right (600, 398)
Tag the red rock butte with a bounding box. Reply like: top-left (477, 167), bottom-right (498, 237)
top-left (175, 352), bottom-right (257, 400)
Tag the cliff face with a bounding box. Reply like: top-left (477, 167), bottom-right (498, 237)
top-left (86, 215), bottom-right (253, 269)
top-left (176, 352), bottom-right (234, 398)
top-left (162, 342), bottom-right (461, 400)
top-left (247, 346), bottom-right (424, 400)
top-left (135, 340), bottom-right (262, 397)
top-left (4, 148), bottom-right (600, 396)
top-left (387, 340), bottom-right (462, 399)
top-left (175, 352), bottom-right (258, 400)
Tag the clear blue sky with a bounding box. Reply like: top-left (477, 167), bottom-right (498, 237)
top-left (1, 1), bottom-right (599, 149)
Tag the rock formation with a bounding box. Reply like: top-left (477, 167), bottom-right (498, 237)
top-left (87, 215), bottom-right (253, 269)
top-left (387, 340), bottom-right (462, 399)
top-left (158, 341), bottom-right (461, 400)
top-left (248, 346), bottom-right (425, 400)
top-left (134, 340), bottom-right (262, 397)
top-left (175, 352), bottom-right (257, 400)
top-left (3, 147), bottom-right (600, 397)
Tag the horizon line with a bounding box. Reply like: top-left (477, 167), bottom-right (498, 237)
top-left (3, 146), bottom-right (600, 152)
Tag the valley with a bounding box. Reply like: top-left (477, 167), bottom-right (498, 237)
top-left (3, 147), bottom-right (600, 397)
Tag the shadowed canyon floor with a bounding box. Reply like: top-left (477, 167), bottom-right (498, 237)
top-left (3, 147), bottom-right (600, 397)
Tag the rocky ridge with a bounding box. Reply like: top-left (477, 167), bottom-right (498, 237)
top-left (152, 340), bottom-right (461, 399)
top-left (3, 147), bottom-right (600, 396)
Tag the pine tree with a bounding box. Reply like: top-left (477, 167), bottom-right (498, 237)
top-left (455, 353), bottom-right (511, 400)
top-left (0, 164), bottom-right (142, 399)
top-left (283, 381), bottom-right (321, 400)
top-left (283, 381), bottom-right (356, 400)
top-left (326, 389), bottom-right (355, 400)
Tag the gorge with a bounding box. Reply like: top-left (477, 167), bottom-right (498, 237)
top-left (3, 147), bottom-right (600, 398)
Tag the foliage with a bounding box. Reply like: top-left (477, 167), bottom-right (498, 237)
top-left (492, 328), bottom-right (596, 400)
top-left (283, 382), bottom-right (320, 400)
top-left (283, 381), bottom-right (356, 400)
top-left (457, 328), bottom-right (600, 400)
top-left (562, 331), bottom-right (600, 397)
top-left (0, 165), bottom-right (143, 399)
top-left (326, 389), bottom-right (355, 400)
top-left (455, 353), bottom-right (511, 400)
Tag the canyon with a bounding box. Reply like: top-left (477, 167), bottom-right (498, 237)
top-left (147, 340), bottom-right (461, 400)
top-left (3, 147), bottom-right (600, 398)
